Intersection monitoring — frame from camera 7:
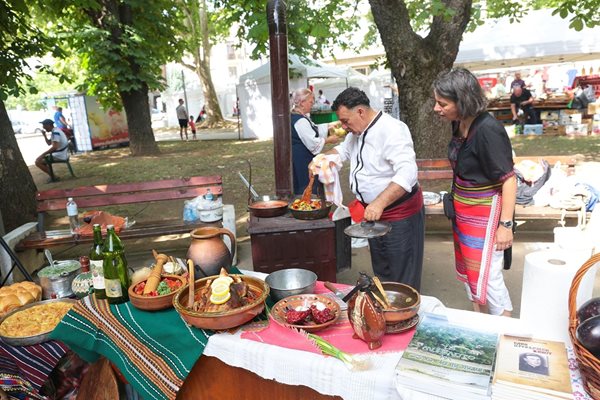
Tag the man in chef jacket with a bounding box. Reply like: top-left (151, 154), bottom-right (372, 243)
top-left (324, 87), bottom-right (425, 290)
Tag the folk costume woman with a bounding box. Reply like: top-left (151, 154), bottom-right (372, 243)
top-left (433, 68), bottom-right (516, 316)
top-left (290, 88), bottom-right (339, 194)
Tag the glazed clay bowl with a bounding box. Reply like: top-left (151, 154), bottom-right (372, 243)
top-left (173, 275), bottom-right (269, 330)
top-left (380, 282), bottom-right (420, 324)
top-left (128, 274), bottom-right (186, 311)
top-left (289, 198), bottom-right (333, 220)
top-left (271, 294), bottom-right (340, 333)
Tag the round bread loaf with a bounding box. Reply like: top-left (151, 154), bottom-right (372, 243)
top-left (0, 281), bottom-right (43, 315)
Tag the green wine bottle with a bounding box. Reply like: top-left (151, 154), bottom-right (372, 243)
top-left (102, 225), bottom-right (130, 304)
top-left (90, 224), bottom-right (106, 299)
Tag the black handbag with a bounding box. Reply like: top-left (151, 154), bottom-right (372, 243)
top-left (443, 192), bottom-right (455, 220)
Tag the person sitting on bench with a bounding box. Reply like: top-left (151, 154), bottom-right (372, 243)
top-left (35, 119), bottom-right (70, 182)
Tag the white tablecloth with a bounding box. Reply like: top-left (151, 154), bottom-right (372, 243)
top-left (203, 271), bottom-right (531, 400)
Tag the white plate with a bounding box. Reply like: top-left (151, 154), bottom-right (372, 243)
top-left (422, 191), bottom-right (441, 206)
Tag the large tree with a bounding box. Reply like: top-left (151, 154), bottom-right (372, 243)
top-left (46, 0), bottom-right (186, 156)
top-left (369, 0), bottom-right (600, 157)
top-left (179, 0), bottom-right (227, 128)
top-left (0, 0), bottom-right (61, 232)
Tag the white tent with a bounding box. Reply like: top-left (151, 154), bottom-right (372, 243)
top-left (455, 9), bottom-right (600, 70)
top-left (237, 55), bottom-right (355, 139)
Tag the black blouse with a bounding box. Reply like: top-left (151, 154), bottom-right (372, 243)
top-left (448, 113), bottom-right (514, 186)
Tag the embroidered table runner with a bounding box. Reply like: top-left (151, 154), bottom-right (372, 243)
top-left (0, 340), bottom-right (67, 396)
top-left (50, 295), bottom-right (213, 400)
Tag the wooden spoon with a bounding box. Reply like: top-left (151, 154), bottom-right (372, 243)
top-left (187, 259), bottom-right (195, 309)
top-left (143, 250), bottom-right (169, 295)
top-left (301, 173), bottom-right (315, 204)
top-left (372, 276), bottom-right (391, 309)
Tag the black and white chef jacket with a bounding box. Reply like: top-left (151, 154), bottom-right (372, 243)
top-left (334, 111), bottom-right (418, 204)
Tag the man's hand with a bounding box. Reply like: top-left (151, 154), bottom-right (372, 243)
top-left (364, 201), bottom-right (384, 221)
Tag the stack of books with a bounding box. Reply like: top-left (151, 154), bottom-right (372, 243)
top-left (395, 313), bottom-right (499, 400)
top-left (492, 335), bottom-right (573, 399)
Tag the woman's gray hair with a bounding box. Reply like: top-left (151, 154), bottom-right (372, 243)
top-left (291, 88), bottom-right (313, 111)
top-left (433, 68), bottom-right (487, 118)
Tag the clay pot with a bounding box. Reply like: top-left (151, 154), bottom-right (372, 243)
top-left (347, 291), bottom-right (387, 350)
top-left (187, 227), bottom-right (236, 277)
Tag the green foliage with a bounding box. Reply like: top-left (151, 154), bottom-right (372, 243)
top-left (216, 0), bottom-right (362, 59)
top-left (0, 0), bottom-right (62, 101)
top-left (43, 0), bottom-right (187, 108)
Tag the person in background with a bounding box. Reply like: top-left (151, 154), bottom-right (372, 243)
top-left (196, 105), bottom-right (206, 123)
top-left (189, 115), bottom-right (197, 140)
top-left (509, 71), bottom-right (525, 90)
top-left (54, 106), bottom-right (68, 130)
top-left (290, 88), bottom-right (339, 195)
top-left (510, 85), bottom-right (538, 125)
top-left (433, 67), bottom-right (515, 316)
top-left (317, 90), bottom-right (329, 105)
top-left (35, 119), bottom-right (70, 182)
top-left (325, 87), bottom-right (425, 290)
top-left (176, 99), bottom-right (189, 140)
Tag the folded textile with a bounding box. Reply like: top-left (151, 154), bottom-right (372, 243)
top-left (50, 295), bottom-right (214, 400)
top-left (310, 154), bottom-right (344, 206)
top-left (74, 211), bottom-right (126, 236)
top-left (0, 340), bottom-right (68, 395)
top-left (241, 281), bottom-right (416, 355)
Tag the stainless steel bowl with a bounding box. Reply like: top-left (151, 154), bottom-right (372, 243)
top-left (265, 268), bottom-right (317, 302)
top-left (0, 298), bottom-right (78, 346)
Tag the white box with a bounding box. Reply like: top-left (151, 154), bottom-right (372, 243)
top-left (565, 124), bottom-right (588, 136)
top-left (559, 110), bottom-right (582, 125)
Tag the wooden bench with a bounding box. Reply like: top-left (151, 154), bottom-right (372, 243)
top-left (417, 156), bottom-right (582, 220)
top-left (16, 176), bottom-right (222, 250)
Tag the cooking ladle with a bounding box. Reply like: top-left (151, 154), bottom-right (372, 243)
top-left (44, 249), bottom-right (55, 266)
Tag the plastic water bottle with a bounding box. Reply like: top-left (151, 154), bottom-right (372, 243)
top-left (66, 197), bottom-right (80, 234)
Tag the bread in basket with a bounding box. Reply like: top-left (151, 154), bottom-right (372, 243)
top-left (568, 253), bottom-right (600, 399)
top-left (0, 281), bottom-right (43, 316)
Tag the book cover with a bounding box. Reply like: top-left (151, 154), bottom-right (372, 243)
top-left (493, 335), bottom-right (572, 398)
top-left (396, 313), bottom-right (498, 396)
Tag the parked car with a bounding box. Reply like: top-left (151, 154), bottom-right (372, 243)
top-left (11, 120), bottom-right (39, 135)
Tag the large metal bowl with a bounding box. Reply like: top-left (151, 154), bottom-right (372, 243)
top-left (0, 298), bottom-right (78, 346)
top-left (173, 275), bottom-right (269, 330)
top-left (265, 268), bottom-right (317, 302)
top-left (381, 282), bottom-right (420, 324)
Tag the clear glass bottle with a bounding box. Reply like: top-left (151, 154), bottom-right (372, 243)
top-left (102, 225), bottom-right (130, 304)
top-left (66, 197), bottom-right (80, 234)
top-left (90, 224), bottom-right (106, 299)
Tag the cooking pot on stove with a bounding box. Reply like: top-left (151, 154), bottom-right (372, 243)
top-left (239, 162), bottom-right (288, 218)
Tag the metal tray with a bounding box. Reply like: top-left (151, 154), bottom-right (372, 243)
top-left (0, 298), bottom-right (77, 347)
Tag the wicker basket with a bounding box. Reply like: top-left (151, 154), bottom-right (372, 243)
top-left (568, 252), bottom-right (600, 399)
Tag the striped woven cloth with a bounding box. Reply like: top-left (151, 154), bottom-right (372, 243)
top-left (0, 340), bottom-right (67, 396)
top-left (49, 295), bottom-right (213, 400)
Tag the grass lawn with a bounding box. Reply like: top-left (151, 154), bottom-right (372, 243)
top-left (31, 134), bottom-right (600, 237)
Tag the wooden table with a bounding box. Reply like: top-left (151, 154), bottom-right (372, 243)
top-left (177, 356), bottom-right (341, 399)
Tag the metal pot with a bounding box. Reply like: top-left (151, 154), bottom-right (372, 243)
top-left (238, 168), bottom-right (288, 218)
top-left (37, 260), bottom-right (82, 299)
top-left (248, 196), bottom-right (289, 218)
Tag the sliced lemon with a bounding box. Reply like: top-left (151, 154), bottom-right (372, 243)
top-left (211, 283), bottom-right (230, 297)
top-left (212, 276), bottom-right (234, 287)
top-left (210, 291), bottom-right (231, 305)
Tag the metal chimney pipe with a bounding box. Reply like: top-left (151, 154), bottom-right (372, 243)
top-left (267, 0), bottom-right (292, 198)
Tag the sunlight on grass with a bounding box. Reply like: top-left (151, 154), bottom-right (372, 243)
top-left (100, 162), bottom-right (120, 167)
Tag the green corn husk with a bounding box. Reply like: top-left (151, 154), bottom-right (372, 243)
top-left (307, 333), bottom-right (371, 371)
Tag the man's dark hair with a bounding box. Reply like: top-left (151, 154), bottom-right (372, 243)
top-left (331, 87), bottom-right (370, 111)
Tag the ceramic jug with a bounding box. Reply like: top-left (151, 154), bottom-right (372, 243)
top-left (347, 290), bottom-right (387, 350)
top-left (187, 227), bottom-right (236, 277)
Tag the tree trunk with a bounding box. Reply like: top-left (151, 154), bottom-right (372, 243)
top-left (196, 0), bottom-right (224, 127)
top-left (120, 83), bottom-right (160, 156)
top-left (0, 100), bottom-right (37, 232)
top-left (369, 0), bottom-right (472, 158)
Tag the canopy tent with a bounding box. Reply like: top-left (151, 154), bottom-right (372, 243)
top-left (455, 9), bottom-right (600, 71)
top-left (237, 55), bottom-right (357, 139)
